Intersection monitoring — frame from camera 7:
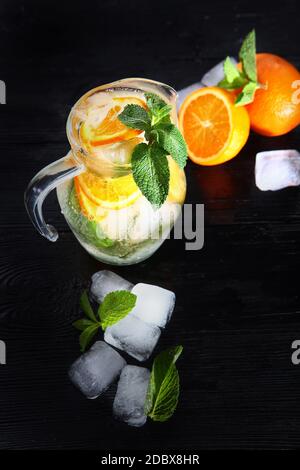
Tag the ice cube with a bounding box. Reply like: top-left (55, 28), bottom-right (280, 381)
top-left (90, 270), bottom-right (133, 303)
top-left (130, 283), bottom-right (175, 328)
top-left (177, 57), bottom-right (237, 110)
top-left (255, 150), bottom-right (300, 191)
top-left (177, 82), bottom-right (204, 110)
top-left (104, 315), bottom-right (161, 362)
top-left (201, 57), bottom-right (237, 87)
top-left (113, 365), bottom-right (150, 427)
top-left (68, 341), bottom-right (126, 399)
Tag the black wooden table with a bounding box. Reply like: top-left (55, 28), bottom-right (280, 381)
top-left (1, 0), bottom-right (300, 450)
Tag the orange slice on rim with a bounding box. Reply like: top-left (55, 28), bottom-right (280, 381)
top-left (178, 87), bottom-right (250, 166)
top-left (80, 96), bottom-right (147, 147)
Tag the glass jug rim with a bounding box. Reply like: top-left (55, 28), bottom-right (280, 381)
top-left (66, 77), bottom-right (178, 172)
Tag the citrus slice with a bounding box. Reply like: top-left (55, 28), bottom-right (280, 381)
top-left (167, 157), bottom-right (186, 204)
top-left (74, 178), bottom-right (108, 222)
top-left (75, 171), bottom-right (141, 211)
top-left (80, 96), bottom-right (147, 147)
top-left (178, 87), bottom-right (250, 166)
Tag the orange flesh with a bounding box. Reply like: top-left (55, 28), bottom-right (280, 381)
top-left (181, 93), bottom-right (231, 159)
top-left (179, 87), bottom-right (250, 166)
top-left (80, 96), bottom-right (147, 147)
top-left (89, 105), bottom-right (141, 146)
top-left (74, 177), bottom-right (106, 221)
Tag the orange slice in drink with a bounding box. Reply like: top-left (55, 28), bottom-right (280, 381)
top-left (167, 157), bottom-right (186, 204)
top-left (80, 96), bottom-right (147, 147)
top-left (75, 171), bottom-right (141, 213)
top-left (178, 87), bottom-right (250, 166)
top-left (74, 178), bottom-right (107, 222)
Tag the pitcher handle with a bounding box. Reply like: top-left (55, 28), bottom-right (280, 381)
top-left (24, 151), bottom-right (84, 242)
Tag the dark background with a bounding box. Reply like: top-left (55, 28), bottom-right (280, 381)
top-left (1, 0), bottom-right (300, 450)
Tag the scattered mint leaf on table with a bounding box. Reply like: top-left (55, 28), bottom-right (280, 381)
top-left (79, 323), bottom-right (99, 352)
top-left (145, 345), bottom-right (183, 422)
top-left (73, 290), bottom-right (136, 351)
top-left (131, 142), bottom-right (170, 208)
top-left (72, 318), bottom-right (96, 331)
top-left (218, 29), bottom-right (260, 106)
top-left (117, 92), bottom-right (187, 208)
top-left (98, 290), bottom-right (137, 330)
top-left (80, 290), bottom-right (97, 322)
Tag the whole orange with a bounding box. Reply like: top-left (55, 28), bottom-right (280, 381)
top-left (245, 53), bottom-right (300, 136)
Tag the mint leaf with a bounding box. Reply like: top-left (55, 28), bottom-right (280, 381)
top-left (219, 30), bottom-right (259, 106)
top-left (74, 290), bottom-right (136, 350)
top-left (73, 318), bottom-right (96, 331)
top-left (151, 104), bottom-right (173, 126)
top-left (116, 93), bottom-right (187, 207)
top-left (118, 104), bottom-right (151, 132)
top-left (145, 345), bottom-right (183, 422)
top-left (235, 81), bottom-right (258, 106)
top-left (152, 124), bottom-right (187, 169)
top-left (218, 57), bottom-right (248, 90)
top-left (224, 56), bottom-right (241, 82)
top-left (80, 290), bottom-right (97, 322)
top-left (74, 290), bottom-right (100, 350)
top-left (145, 92), bottom-right (167, 113)
top-left (131, 142), bottom-right (170, 208)
top-left (155, 104), bottom-right (172, 120)
top-left (98, 290), bottom-right (137, 330)
top-left (79, 323), bottom-right (99, 352)
top-left (239, 29), bottom-right (257, 82)
top-left (144, 93), bottom-right (172, 126)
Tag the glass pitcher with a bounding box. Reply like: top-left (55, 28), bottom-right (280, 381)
top-left (24, 78), bottom-right (186, 265)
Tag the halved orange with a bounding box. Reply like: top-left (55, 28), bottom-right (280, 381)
top-left (80, 96), bottom-right (147, 147)
top-left (178, 87), bottom-right (250, 166)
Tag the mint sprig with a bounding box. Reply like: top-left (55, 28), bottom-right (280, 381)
top-left (218, 56), bottom-right (248, 90)
top-left (80, 290), bottom-right (98, 322)
top-left (218, 29), bottom-right (260, 106)
top-left (152, 124), bottom-right (187, 169)
top-left (118, 92), bottom-right (187, 207)
top-left (132, 142), bottom-right (170, 208)
top-left (235, 81), bottom-right (259, 106)
top-left (145, 345), bottom-right (183, 422)
top-left (239, 29), bottom-right (257, 82)
top-left (73, 289), bottom-right (137, 352)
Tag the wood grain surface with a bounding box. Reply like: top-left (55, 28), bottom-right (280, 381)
top-left (1, 0), bottom-right (300, 450)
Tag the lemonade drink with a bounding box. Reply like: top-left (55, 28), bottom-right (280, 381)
top-left (56, 86), bottom-right (186, 265)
